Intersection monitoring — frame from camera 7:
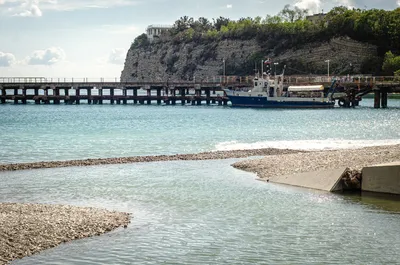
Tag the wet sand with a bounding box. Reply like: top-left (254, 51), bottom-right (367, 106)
top-left (0, 203), bottom-right (130, 265)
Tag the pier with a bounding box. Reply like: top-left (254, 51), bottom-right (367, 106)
top-left (0, 76), bottom-right (399, 108)
top-left (0, 79), bottom-right (234, 106)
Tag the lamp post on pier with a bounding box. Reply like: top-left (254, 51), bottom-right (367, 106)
top-left (274, 62), bottom-right (279, 76)
top-left (222, 58), bottom-right (226, 84)
top-left (325, 59), bottom-right (330, 80)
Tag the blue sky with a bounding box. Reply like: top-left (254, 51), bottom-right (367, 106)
top-left (0, 0), bottom-right (398, 79)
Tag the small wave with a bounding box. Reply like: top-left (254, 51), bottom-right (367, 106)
top-left (214, 139), bottom-right (400, 151)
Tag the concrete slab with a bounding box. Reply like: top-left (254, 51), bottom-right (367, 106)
top-left (269, 167), bottom-right (348, 192)
top-left (362, 162), bottom-right (400, 195)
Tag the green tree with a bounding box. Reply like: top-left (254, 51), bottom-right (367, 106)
top-left (279, 4), bottom-right (308, 22)
top-left (131, 33), bottom-right (150, 49)
top-left (213, 16), bottom-right (230, 31)
top-left (382, 51), bottom-right (400, 75)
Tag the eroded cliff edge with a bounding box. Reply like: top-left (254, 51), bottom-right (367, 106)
top-left (121, 37), bottom-right (378, 82)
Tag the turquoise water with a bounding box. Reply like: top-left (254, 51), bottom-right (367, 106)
top-left (1, 99), bottom-right (400, 163)
top-left (1, 99), bottom-right (400, 264)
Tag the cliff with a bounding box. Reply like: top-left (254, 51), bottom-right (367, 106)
top-left (120, 37), bottom-right (378, 82)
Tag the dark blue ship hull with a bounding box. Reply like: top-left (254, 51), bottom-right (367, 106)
top-left (228, 95), bottom-right (335, 108)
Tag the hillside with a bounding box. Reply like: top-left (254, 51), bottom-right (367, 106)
top-left (121, 6), bottom-right (400, 82)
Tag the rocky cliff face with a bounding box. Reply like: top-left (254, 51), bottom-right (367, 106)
top-left (121, 37), bottom-right (378, 82)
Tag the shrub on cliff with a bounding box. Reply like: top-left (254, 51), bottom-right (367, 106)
top-left (131, 33), bottom-right (150, 49)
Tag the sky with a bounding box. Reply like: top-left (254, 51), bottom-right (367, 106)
top-left (0, 0), bottom-right (399, 79)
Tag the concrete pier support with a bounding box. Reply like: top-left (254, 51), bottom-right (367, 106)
top-left (21, 87), bottom-right (27, 104)
top-left (180, 89), bottom-right (186, 105)
top-left (157, 88), bottom-right (162, 105)
top-left (75, 88), bottom-right (80, 104)
top-left (43, 87), bottom-right (50, 104)
top-left (122, 89), bottom-right (127, 105)
top-left (98, 88), bottom-right (103, 104)
top-left (205, 90), bottom-right (211, 105)
top-left (34, 88), bottom-right (40, 104)
top-left (1, 86), bottom-right (6, 104)
top-left (14, 88), bottom-right (18, 104)
top-left (110, 88), bottom-right (114, 104)
top-left (54, 87), bottom-right (60, 104)
top-left (381, 91), bottom-right (388, 109)
top-left (133, 89), bottom-right (138, 104)
top-left (146, 88), bottom-right (151, 104)
top-left (87, 88), bottom-right (92, 104)
top-left (374, 90), bottom-right (381, 109)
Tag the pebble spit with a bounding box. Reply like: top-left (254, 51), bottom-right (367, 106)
top-left (232, 144), bottom-right (400, 180)
top-left (0, 149), bottom-right (303, 172)
top-left (0, 203), bottom-right (130, 265)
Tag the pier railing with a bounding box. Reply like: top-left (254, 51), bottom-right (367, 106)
top-left (0, 76), bottom-right (399, 86)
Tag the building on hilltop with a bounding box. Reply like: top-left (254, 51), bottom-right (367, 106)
top-left (146, 25), bottom-right (173, 42)
top-left (306, 13), bottom-right (326, 24)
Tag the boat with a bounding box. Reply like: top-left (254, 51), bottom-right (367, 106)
top-left (224, 62), bottom-right (335, 108)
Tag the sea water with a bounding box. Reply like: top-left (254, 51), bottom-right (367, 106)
top-left (1, 99), bottom-right (400, 264)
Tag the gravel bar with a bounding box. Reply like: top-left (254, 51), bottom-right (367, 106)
top-left (0, 203), bottom-right (131, 265)
top-left (0, 148), bottom-right (303, 172)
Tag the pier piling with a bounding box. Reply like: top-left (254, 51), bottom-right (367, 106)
top-left (374, 90), bottom-right (381, 109)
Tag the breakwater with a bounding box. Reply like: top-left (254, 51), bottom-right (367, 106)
top-left (0, 148), bottom-right (302, 172)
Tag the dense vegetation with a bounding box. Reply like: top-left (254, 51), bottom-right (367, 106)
top-left (131, 5), bottom-right (400, 75)
top-left (383, 51), bottom-right (400, 76)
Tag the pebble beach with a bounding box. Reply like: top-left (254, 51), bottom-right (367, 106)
top-left (0, 203), bottom-right (130, 265)
top-left (232, 144), bottom-right (400, 180)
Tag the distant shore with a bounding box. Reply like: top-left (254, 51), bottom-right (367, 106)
top-left (0, 203), bottom-right (130, 265)
top-left (0, 148), bottom-right (303, 172)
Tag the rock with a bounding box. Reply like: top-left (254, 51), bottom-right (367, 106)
top-left (121, 37), bottom-right (378, 82)
top-left (0, 203), bottom-right (131, 265)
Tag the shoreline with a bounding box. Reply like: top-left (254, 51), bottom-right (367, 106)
top-left (0, 203), bottom-right (130, 265)
top-left (0, 148), bottom-right (303, 172)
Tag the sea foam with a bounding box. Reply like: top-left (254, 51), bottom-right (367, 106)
top-left (214, 139), bottom-right (400, 151)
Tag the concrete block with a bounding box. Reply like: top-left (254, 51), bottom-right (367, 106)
top-left (362, 162), bottom-right (400, 195)
top-left (269, 167), bottom-right (348, 192)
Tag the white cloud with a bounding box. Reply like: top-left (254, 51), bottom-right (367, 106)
top-left (335, 0), bottom-right (354, 9)
top-left (2, 0), bottom-right (43, 17)
top-left (0, 0), bottom-right (139, 16)
top-left (0, 0), bottom-right (138, 17)
top-left (0, 52), bottom-right (16, 67)
top-left (26, 47), bottom-right (66, 65)
top-left (226, 4), bottom-right (232, 8)
top-left (397, 0), bottom-right (400, 6)
top-left (294, 0), bottom-right (322, 14)
top-left (108, 48), bottom-right (126, 65)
